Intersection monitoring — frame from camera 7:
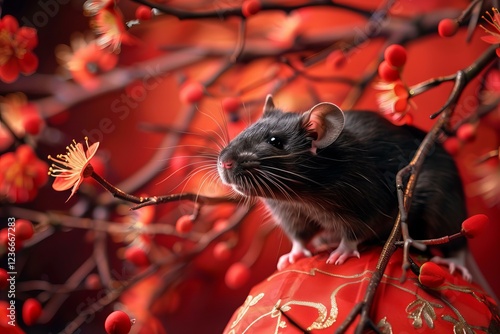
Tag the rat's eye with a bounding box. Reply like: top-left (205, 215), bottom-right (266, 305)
top-left (267, 136), bottom-right (284, 149)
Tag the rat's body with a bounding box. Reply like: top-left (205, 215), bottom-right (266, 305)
top-left (217, 95), bottom-right (467, 270)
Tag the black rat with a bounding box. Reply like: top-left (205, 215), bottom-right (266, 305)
top-left (217, 94), bottom-right (469, 273)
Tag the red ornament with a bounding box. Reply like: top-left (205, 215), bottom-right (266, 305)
top-left (105, 311), bottom-right (132, 334)
top-left (224, 247), bottom-right (497, 332)
top-left (242, 0), bottom-right (261, 18)
top-left (175, 215), bottom-right (194, 234)
top-left (135, 5), bottom-right (152, 20)
top-left (179, 81), bottom-right (204, 104)
top-left (225, 262), bottom-right (251, 289)
top-left (384, 44), bottom-right (407, 68)
top-left (438, 19), bottom-right (459, 38)
top-left (22, 298), bottom-right (42, 326)
top-left (461, 214), bottom-right (489, 239)
top-left (378, 60), bottom-right (400, 82)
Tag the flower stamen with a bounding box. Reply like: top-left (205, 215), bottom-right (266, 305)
top-left (48, 137), bottom-right (99, 201)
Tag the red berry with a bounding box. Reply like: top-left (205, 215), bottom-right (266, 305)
top-left (225, 262), bottom-right (251, 289)
top-left (326, 50), bottom-right (347, 68)
top-left (179, 82), bottom-right (204, 104)
top-left (85, 273), bottom-right (102, 290)
top-left (213, 242), bottom-right (231, 261)
top-left (124, 246), bottom-right (150, 267)
top-left (135, 5), bottom-right (152, 20)
top-left (378, 60), bottom-right (400, 82)
top-left (0, 228), bottom-right (23, 252)
top-left (15, 219), bottom-right (34, 241)
top-left (175, 215), bottom-right (194, 234)
top-left (22, 298), bottom-right (42, 326)
top-left (419, 262), bottom-right (446, 288)
top-left (384, 44), bottom-right (407, 68)
top-left (0, 268), bottom-right (8, 290)
top-left (105, 311), bottom-right (132, 334)
top-left (461, 214), bottom-right (489, 239)
top-left (456, 123), bottom-right (476, 142)
top-left (438, 18), bottom-right (459, 37)
top-left (213, 219), bottom-right (230, 232)
top-left (242, 0), bottom-right (261, 17)
top-left (443, 137), bottom-right (461, 156)
top-left (222, 97), bottom-right (241, 114)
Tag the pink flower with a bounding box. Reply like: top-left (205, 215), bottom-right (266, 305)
top-left (0, 15), bottom-right (38, 83)
top-left (375, 80), bottom-right (414, 124)
top-left (480, 7), bottom-right (500, 57)
top-left (56, 34), bottom-right (118, 89)
top-left (48, 137), bottom-right (99, 202)
top-left (0, 145), bottom-right (48, 203)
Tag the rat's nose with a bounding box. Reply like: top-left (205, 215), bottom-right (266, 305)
top-left (219, 159), bottom-right (234, 169)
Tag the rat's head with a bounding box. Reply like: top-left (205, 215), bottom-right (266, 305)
top-left (217, 95), bottom-right (344, 198)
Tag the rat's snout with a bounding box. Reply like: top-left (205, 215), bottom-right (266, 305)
top-left (219, 159), bottom-right (234, 169)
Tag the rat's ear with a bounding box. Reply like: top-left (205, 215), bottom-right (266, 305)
top-left (262, 94), bottom-right (275, 116)
top-left (302, 102), bottom-right (345, 151)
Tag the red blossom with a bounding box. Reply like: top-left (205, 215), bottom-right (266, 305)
top-left (56, 34), bottom-right (118, 90)
top-left (480, 7), bottom-right (500, 57)
top-left (90, 6), bottom-right (133, 52)
top-left (0, 145), bottom-right (48, 203)
top-left (0, 93), bottom-right (43, 150)
top-left (0, 15), bottom-right (38, 83)
top-left (375, 80), bottom-right (414, 125)
top-left (83, 0), bottom-right (116, 16)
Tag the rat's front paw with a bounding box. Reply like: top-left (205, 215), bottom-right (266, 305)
top-left (326, 238), bottom-right (360, 265)
top-left (277, 240), bottom-right (311, 270)
top-left (430, 256), bottom-right (472, 282)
